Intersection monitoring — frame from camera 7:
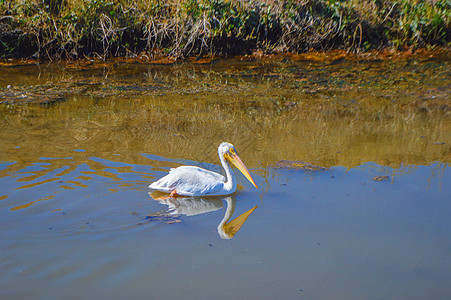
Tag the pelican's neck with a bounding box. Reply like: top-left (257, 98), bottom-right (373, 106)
top-left (217, 196), bottom-right (235, 239)
top-left (219, 152), bottom-right (237, 193)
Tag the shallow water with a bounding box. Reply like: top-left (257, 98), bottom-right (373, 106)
top-left (0, 55), bottom-right (450, 299)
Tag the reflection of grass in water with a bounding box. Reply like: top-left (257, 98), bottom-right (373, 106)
top-left (0, 58), bottom-right (449, 172)
top-left (1, 88), bottom-right (448, 172)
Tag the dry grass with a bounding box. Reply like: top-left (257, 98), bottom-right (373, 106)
top-left (0, 0), bottom-right (449, 59)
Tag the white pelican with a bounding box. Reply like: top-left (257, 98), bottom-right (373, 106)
top-left (150, 194), bottom-right (257, 239)
top-left (148, 142), bottom-right (258, 196)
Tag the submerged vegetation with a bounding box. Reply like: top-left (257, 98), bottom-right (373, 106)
top-left (0, 0), bottom-right (449, 59)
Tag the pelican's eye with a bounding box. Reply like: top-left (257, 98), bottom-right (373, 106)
top-left (229, 148), bottom-right (236, 156)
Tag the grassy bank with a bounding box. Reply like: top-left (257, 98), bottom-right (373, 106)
top-left (0, 0), bottom-right (449, 59)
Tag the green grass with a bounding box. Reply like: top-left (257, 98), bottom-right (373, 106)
top-left (0, 0), bottom-right (449, 59)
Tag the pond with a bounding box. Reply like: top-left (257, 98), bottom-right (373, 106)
top-left (0, 52), bottom-right (450, 299)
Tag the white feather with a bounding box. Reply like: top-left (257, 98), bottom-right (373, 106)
top-left (149, 166), bottom-right (226, 196)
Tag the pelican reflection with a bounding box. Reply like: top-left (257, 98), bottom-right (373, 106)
top-left (149, 192), bottom-right (257, 239)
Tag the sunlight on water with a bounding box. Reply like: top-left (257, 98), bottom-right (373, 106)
top-left (0, 55), bottom-right (450, 299)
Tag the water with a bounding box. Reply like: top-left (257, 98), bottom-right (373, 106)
top-left (0, 54), bottom-right (450, 299)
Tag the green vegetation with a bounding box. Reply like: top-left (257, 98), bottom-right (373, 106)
top-left (0, 0), bottom-right (449, 59)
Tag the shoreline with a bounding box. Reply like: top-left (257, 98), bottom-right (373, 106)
top-left (0, 47), bottom-right (450, 66)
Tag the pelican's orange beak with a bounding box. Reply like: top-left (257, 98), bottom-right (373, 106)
top-left (226, 153), bottom-right (258, 189)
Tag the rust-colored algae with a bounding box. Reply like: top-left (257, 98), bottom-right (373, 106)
top-left (373, 175), bottom-right (390, 181)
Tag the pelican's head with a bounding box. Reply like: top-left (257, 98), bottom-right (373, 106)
top-left (219, 142), bottom-right (258, 189)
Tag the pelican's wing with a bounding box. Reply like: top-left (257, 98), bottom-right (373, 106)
top-left (172, 166), bottom-right (225, 181)
top-left (149, 166), bottom-right (226, 196)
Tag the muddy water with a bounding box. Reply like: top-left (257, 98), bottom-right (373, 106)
top-left (0, 54), bottom-right (450, 299)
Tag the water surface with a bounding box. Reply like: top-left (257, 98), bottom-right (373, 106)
top-left (0, 54), bottom-right (450, 299)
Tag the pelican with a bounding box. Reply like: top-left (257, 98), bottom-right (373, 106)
top-left (148, 142), bottom-right (258, 196)
top-left (150, 194), bottom-right (258, 239)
